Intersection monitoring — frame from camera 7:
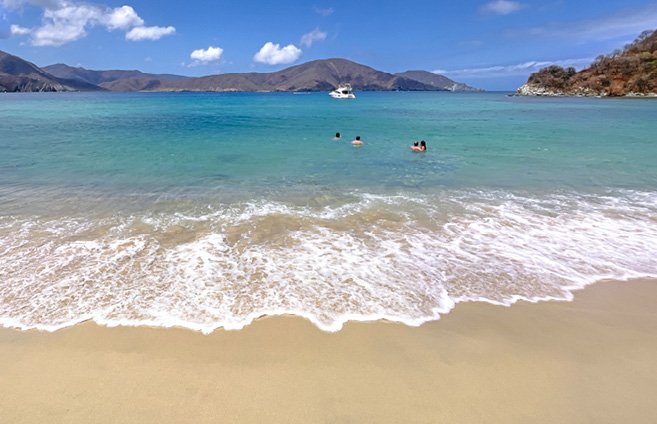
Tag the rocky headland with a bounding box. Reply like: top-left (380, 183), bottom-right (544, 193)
top-left (517, 29), bottom-right (657, 97)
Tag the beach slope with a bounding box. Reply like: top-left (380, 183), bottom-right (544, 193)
top-left (1, 279), bottom-right (656, 423)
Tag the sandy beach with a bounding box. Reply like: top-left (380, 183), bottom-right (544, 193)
top-left (3, 4), bottom-right (657, 423)
top-left (1, 278), bottom-right (656, 423)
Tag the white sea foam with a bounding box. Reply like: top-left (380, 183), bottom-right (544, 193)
top-left (0, 190), bottom-right (656, 333)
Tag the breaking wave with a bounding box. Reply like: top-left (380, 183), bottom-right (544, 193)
top-left (1, 189), bottom-right (656, 333)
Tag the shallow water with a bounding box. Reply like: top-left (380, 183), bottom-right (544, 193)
top-left (1, 92), bottom-right (656, 332)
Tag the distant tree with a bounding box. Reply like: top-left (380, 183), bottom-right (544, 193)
top-left (636, 30), bottom-right (655, 44)
top-left (528, 65), bottom-right (574, 90)
top-left (592, 55), bottom-right (607, 67)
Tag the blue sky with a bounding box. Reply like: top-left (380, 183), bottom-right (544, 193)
top-left (1, 0), bottom-right (657, 89)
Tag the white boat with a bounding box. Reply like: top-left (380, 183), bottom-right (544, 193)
top-left (329, 83), bottom-right (356, 99)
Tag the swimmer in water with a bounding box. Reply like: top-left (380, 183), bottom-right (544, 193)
top-left (352, 135), bottom-right (363, 146)
top-left (334, 132), bottom-right (341, 140)
top-left (411, 140), bottom-right (427, 152)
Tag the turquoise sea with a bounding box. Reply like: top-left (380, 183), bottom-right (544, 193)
top-left (1, 91), bottom-right (656, 332)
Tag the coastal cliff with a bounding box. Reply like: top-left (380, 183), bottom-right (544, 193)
top-left (0, 50), bottom-right (73, 92)
top-left (517, 29), bottom-right (657, 97)
top-left (0, 50), bottom-right (102, 92)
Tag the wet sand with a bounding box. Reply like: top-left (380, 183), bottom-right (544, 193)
top-left (1, 278), bottom-right (656, 423)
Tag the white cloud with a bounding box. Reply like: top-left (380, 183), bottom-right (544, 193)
top-left (189, 45), bottom-right (223, 66)
top-left (253, 41), bottom-right (302, 65)
top-left (4, 0), bottom-right (175, 46)
top-left (313, 7), bottom-right (334, 17)
top-left (300, 28), bottom-right (327, 47)
top-left (481, 0), bottom-right (524, 15)
top-left (126, 25), bottom-right (175, 41)
top-left (104, 5), bottom-right (143, 30)
top-left (31, 4), bottom-right (100, 46)
top-left (435, 58), bottom-right (593, 78)
top-left (10, 24), bottom-right (31, 35)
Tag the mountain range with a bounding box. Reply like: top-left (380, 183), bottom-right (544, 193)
top-left (0, 50), bottom-right (101, 92)
top-left (1, 50), bottom-right (480, 93)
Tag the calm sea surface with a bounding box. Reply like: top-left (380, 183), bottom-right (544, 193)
top-left (1, 91), bottom-right (656, 332)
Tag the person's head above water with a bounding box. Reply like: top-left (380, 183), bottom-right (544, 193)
top-left (356, 136), bottom-right (361, 140)
top-left (420, 140), bottom-right (426, 150)
top-left (336, 132), bottom-right (341, 138)
top-left (413, 141), bottom-right (419, 146)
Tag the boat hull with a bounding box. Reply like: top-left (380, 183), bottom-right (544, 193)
top-left (329, 92), bottom-right (356, 99)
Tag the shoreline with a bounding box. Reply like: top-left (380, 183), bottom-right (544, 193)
top-left (2, 274), bottom-right (655, 334)
top-left (510, 91), bottom-right (657, 98)
top-left (2, 278), bottom-right (656, 423)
